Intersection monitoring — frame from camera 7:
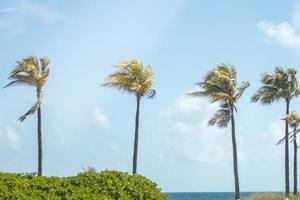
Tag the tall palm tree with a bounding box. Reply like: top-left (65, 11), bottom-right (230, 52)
top-left (278, 111), bottom-right (300, 196)
top-left (4, 56), bottom-right (50, 176)
top-left (252, 67), bottom-right (299, 197)
top-left (188, 64), bottom-right (249, 200)
top-left (102, 59), bottom-right (155, 175)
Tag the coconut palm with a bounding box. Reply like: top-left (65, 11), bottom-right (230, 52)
top-left (4, 56), bottom-right (50, 176)
top-left (188, 64), bottom-right (249, 200)
top-left (252, 67), bottom-right (299, 197)
top-left (102, 59), bottom-right (155, 175)
top-left (278, 111), bottom-right (300, 195)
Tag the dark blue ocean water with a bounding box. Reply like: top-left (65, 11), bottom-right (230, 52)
top-left (166, 192), bottom-right (277, 200)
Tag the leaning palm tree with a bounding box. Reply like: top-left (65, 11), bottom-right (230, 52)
top-left (278, 111), bottom-right (300, 196)
top-left (188, 64), bottom-right (249, 200)
top-left (4, 56), bottom-right (50, 176)
top-left (252, 67), bottom-right (299, 197)
top-left (102, 59), bottom-right (155, 175)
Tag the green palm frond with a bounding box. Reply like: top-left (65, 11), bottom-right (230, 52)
top-left (103, 59), bottom-right (155, 98)
top-left (188, 64), bottom-right (248, 129)
top-left (208, 107), bottom-right (231, 128)
top-left (277, 111), bottom-right (300, 145)
top-left (235, 81), bottom-right (250, 100)
top-left (253, 67), bottom-right (299, 104)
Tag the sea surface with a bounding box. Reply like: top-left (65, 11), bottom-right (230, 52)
top-left (166, 192), bottom-right (280, 200)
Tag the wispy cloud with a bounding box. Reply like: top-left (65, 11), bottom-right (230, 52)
top-left (257, 1), bottom-right (300, 49)
top-left (93, 108), bottom-right (109, 129)
top-left (19, 1), bottom-right (64, 24)
top-left (261, 119), bottom-right (285, 142)
top-left (161, 95), bottom-right (232, 163)
top-left (0, 126), bottom-right (21, 151)
top-left (257, 21), bottom-right (300, 48)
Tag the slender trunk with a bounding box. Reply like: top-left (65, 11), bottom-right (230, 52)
top-left (294, 127), bottom-right (298, 196)
top-left (285, 100), bottom-right (290, 197)
top-left (132, 96), bottom-right (141, 175)
top-left (37, 90), bottom-right (42, 176)
top-left (230, 105), bottom-right (240, 200)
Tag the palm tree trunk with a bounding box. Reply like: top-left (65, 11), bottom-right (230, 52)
top-left (37, 90), bottom-right (42, 176)
top-left (132, 96), bottom-right (141, 175)
top-left (294, 127), bottom-right (298, 196)
top-left (230, 105), bottom-right (240, 200)
top-left (285, 100), bottom-right (290, 197)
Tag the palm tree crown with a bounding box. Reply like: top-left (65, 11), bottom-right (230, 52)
top-left (103, 59), bottom-right (155, 98)
top-left (188, 64), bottom-right (249, 127)
top-left (251, 67), bottom-right (298, 104)
top-left (288, 111), bottom-right (300, 130)
top-left (4, 56), bottom-right (50, 121)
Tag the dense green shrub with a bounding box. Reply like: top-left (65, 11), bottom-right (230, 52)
top-left (0, 170), bottom-right (167, 200)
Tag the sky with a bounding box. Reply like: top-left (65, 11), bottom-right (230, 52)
top-left (1, 0), bottom-right (300, 193)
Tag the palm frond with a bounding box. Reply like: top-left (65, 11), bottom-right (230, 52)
top-left (103, 59), bottom-right (155, 98)
top-left (3, 80), bottom-right (34, 88)
top-left (208, 107), bottom-right (231, 128)
top-left (145, 89), bottom-right (156, 98)
top-left (19, 100), bottom-right (40, 122)
top-left (235, 81), bottom-right (250, 100)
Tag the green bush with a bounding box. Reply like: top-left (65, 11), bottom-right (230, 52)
top-left (245, 193), bottom-right (300, 200)
top-left (245, 193), bottom-right (282, 200)
top-left (0, 170), bottom-right (167, 200)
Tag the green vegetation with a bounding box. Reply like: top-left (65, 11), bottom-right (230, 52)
top-left (102, 59), bottom-right (155, 175)
top-left (3, 56), bottom-right (300, 198)
top-left (188, 64), bottom-right (249, 200)
top-left (4, 56), bottom-right (50, 176)
top-left (0, 170), bottom-right (166, 200)
top-left (245, 193), bottom-right (300, 200)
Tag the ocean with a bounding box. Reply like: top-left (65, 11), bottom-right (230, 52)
top-left (165, 192), bottom-right (275, 200)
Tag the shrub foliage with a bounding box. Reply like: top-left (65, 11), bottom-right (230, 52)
top-left (0, 170), bottom-right (167, 200)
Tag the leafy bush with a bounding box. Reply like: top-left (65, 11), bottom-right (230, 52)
top-left (0, 170), bottom-right (167, 200)
top-left (245, 193), bottom-right (282, 200)
top-left (245, 193), bottom-right (300, 200)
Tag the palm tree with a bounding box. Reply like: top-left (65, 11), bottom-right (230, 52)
top-left (252, 67), bottom-right (299, 197)
top-left (102, 59), bottom-right (155, 175)
top-left (4, 56), bottom-right (50, 176)
top-left (278, 111), bottom-right (300, 196)
top-left (188, 64), bottom-right (249, 200)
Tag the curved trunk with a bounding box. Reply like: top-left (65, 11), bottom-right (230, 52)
top-left (294, 127), bottom-right (298, 196)
top-left (230, 106), bottom-right (240, 200)
top-left (132, 96), bottom-right (141, 175)
top-left (285, 100), bottom-right (290, 197)
top-left (37, 90), bottom-right (42, 176)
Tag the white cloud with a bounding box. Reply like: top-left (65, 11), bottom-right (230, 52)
top-left (257, 21), bottom-right (300, 48)
top-left (261, 120), bottom-right (285, 142)
top-left (257, 2), bottom-right (300, 49)
top-left (0, 126), bottom-right (21, 151)
top-left (93, 108), bottom-right (109, 129)
top-left (161, 95), bottom-right (234, 163)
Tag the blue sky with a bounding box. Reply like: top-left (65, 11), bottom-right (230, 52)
top-left (1, 0), bottom-right (300, 192)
